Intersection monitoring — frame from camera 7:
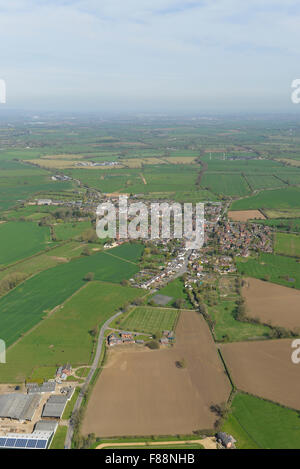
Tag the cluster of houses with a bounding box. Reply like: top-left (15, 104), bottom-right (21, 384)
top-left (214, 222), bottom-right (272, 256)
top-left (139, 247), bottom-right (190, 290)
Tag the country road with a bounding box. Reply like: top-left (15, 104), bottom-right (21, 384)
top-left (65, 310), bottom-right (122, 449)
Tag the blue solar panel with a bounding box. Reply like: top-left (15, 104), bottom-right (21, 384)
top-left (36, 440), bottom-right (47, 449)
top-left (5, 438), bottom-right (16, 447)
top-left (15, 439), bottom-right (27, 448)
top-left (26, 439), bottom-right (37, 448)
top-left (0, 438), bottom-right (6, 446)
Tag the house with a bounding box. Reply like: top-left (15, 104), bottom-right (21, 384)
top-left (107, 333), bottom-right (122, 346)
top-left (56, 364), bottom-right (72, 379)
top-left (216, 432), bottom-right (236, 449)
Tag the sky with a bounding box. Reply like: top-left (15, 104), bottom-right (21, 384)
top-left (1, 0), bottom-right (300, 113)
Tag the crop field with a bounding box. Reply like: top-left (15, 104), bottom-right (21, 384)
top-left (228, 210), bottom-right (265, 221)
top-left (1, 281), bottom-right (143, 383)
top-left (245, 175), bottom-right (286, 191)
top-left (275, 233), bottom-right (300, 257)
top-left (208, 300), bottom-right (271, 342)
top-left (220, 339), bottom-right (300, 410)
top-left (0, 243), bottom-right (142, 347)
top-left (120, 306), bottom-right (179, 334)
top-left (242, 278), bottom-right (300, 331)
top-left (236, 253), bottom-right (300, 289)
top-left (222, 393), bottom-right (300, 449)
top-left (0, 221), bottom-right (52, 266)
top-left (82, 311), bottom-right (231, 437)
top-left (200, 173), bottom-right (250, 196)
top-left (230, 187), bottom-right (300, 211)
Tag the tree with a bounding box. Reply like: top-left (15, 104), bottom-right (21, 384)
top-left (146, 340), bottom-right (160, 350)
top-left (84, 272), bottom-right (95, 282)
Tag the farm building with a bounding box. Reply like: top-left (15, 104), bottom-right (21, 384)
top-left (26, 381), bottom-right (56, 394)
top-left (107, 333), bottom-right (123, 346)
top-left (216, 432), bottom-right (236, 449)
top-left (42, 388), bottom-right (74, 419)
top-left (0, 393), bottom-right (41, 422)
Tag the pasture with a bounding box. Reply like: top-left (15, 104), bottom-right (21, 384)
top-left (119, 306), bottom-right (179, 334)
top-left (1, 281), bottom-right (143, 383)
top-left (275, 233), bottom-right (300, 257)
top-left (208, 300), bottom-right (271, 342)
top-left (236, 253), bottom-right (300, 290)
top-left (53, 221), bottom-right (92, 241)
top-left (82, 311), bottom-right (231, 437)
top-left (0, 221), bottom-right (52, 266)
top-left (220, 339), bottom-right (300, 410)
top-left (222, 393), bottom-right (300, 449)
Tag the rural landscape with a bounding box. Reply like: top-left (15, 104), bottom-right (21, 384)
top-left (0, 113), bottom-right (300, 450)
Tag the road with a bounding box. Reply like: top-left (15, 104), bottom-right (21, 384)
top-left (65, 310), bottom-right (122, 449)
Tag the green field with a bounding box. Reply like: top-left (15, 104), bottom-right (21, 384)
top-left (54, 221), bottom-right (92, 241)
top-left (222, 393), bottom-right (300, 449)
top-left (230, 187), bottom-right (300, 211)
top-left (275, 233), bottom-right (300, 257)
top-left (0, 221), bottom-right (52, 266)
top-left (0, 243), bottom-right (143, 347)
top-left (1, 281), bottom-right (143, 383)
top-left (209, 300), bottom-right (271, 342)
top-left (119, 306), bottom-right (179, 334)
top-left (152, 277), bottom-right (193, 309)
top-left (201, 173), bottom-right (250, 196)
top-left (236, 253), bottom-right (300, 289)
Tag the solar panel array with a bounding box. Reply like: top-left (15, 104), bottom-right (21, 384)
top-left (0, 437), bottom-right (48, 449)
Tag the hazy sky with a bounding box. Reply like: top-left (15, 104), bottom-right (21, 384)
top-left (1, 0), bottom-right (300, 113)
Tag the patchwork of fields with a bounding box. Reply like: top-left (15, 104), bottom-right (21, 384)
top-left (0, 243), bottom-right (143, 347)
top-left (82, 311), bottom-right (231, 437)
top-left (1, 281), bottom-right (143, 383)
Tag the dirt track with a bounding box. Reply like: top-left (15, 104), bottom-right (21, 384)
top-left (243, 278), bottom-right (300, 331)
top-left (96, 437), bottom-right (217, 450)
top-left (221, 339), bottom-right (300, 410)
top-left (82, 311), bottom-right (231, 437)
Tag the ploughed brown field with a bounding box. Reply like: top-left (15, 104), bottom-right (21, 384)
top-left (82, 311), bottom-right (231, 437)
top-left (228, 210), bottom-right (266, 221)
top-left (243, 278), bottom-right (300, 331)
top-left (221, 339), bottom-right (300, 410)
